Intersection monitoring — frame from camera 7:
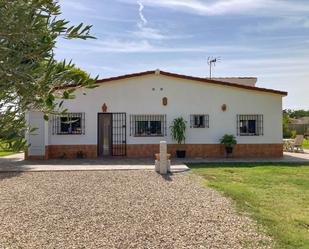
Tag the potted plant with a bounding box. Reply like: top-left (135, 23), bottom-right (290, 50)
top-left (76, 150), bottom-right (86, 159)
top-left (170, 117), bottom-right (187, 158)
top-left (220, 134), bottom-right (237, 157)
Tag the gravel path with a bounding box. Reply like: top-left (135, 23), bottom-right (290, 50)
top-left (0, 171), bottom-right (272, 249)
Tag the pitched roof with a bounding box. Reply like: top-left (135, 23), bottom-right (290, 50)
top-left (58, 70), bottom-right (288, 96)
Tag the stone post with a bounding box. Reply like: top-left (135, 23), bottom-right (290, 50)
top-left (159, 141), bottom-right (168, 174)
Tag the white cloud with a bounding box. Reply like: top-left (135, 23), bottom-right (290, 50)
top-left (57, 38), bottom-right (261, 53)
top-left (130, 28), bottom-right (193, 40)
top-left (131, 27), bottom-right (167, 40)
top-left (85, 39), bottom-right (154, 53)
top-left (60, 0), bottom-right (93, 12)
top-left (144, 0), bottom-right (264, 15)
top-left (119, 0), bottom-right (309, 16)
top-left (57, 36), bottom-right (309, 55)
top-left (134, 0), bottom-right (169, 40)
top-left (87, 15), bottom-right (136, 23)
top-left (137, 0), bottom-right (148, 25)
top-left (75, 56), bottom-right (309, 82)
top-left (245, 16), bottom-right (309, 33)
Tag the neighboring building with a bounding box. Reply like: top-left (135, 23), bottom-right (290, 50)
top-left (25, 70), bottom-right (287, 160)
top-left (289, 117), bottom-right (309, 135)
top-left (211, 77), bottom-right (257, 87)
top-left (289, 117), bottom-right (309, 125)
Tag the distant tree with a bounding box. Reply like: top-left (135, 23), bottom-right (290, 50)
top-left (282, 112), bottom-right (291, 138)
top-left (283, 109), bottom-right (309, 119)
top-left (0, 0), bottom-right (97, 150)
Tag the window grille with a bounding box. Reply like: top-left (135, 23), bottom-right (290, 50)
top-left (130, 115), bottom-right (167, 137)
top-left (190, 114), bottom-right (209, 128)
top-left (51, 113), bottom-right (85, 135)
top-left (237, 114), bottom-right (263, 136)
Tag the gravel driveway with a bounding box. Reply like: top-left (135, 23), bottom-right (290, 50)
top-left (0, 171), bottom-right (271, 249)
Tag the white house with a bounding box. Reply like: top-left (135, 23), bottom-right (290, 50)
top-left (25, 70), bottom-right (287, 160)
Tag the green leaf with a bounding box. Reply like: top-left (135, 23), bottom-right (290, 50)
top-left (46, 98), bottom-right (53, 107)
top-left (170, 117), bottom-right (187, 144)
top-left (63, 90), bottom-right (70, 99)
top-left (85, 84), bottom-right (98, 89)
top-left (0, 0), bottom-right (96, 149)
top-left (59, 100), bottom-right (64, 108)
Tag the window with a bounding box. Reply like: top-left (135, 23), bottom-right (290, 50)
top-left (130, 115), bottom-right (167, 137)
top-left (190, 114), bottom-right (209, 128)
top-left (52, 113), bottom-right (85, 135)
top-left (237, 114), bottom-right (263, 136)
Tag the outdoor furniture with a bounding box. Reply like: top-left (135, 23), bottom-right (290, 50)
top-left (283, 139), bottom-right (294, 152)
top-left (291, 135), bottom-right (304, 152)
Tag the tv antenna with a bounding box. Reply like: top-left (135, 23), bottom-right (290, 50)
top-left (207, 56), bottom-right (220, 79)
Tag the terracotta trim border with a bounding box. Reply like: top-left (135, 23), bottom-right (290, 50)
top-left (126, 143), bottom-right (283, 158)
top-left (56, 70), bottom-right (288, 96)
top-left (24, 151), bottom-right (46, 160)
top-left (25, 143), bottom-right (283, 160)
top-left (45, 145), bottom-right (97, 159)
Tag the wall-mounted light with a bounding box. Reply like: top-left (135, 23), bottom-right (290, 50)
top-left (221, 104), bottom-right (227, 112)
top-left (102, 103), bottom-right (108, 113)
top-left (162, 97), bottom-right (168, 106)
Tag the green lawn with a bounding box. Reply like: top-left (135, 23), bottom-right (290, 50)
top-left (191, 164), bottom-right (309, 249)
top-left (0, 151), bottom-right (16, 157)
top-left (0, 141), bottom-right (17, 157)
top-left (303, 139), bottom-right (309, 149)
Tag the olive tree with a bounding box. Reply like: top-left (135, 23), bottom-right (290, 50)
top-left (0, 0), bottom-right (97, 149)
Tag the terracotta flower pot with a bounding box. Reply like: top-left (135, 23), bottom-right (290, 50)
top-left (155, 153), bottom-right (171, 160)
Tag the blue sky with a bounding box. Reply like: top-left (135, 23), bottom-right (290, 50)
top-left (56, 0), bottom-right (309, 109)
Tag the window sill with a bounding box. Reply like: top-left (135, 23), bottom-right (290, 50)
top-left (55, 133), bottom-right (84, 135)
top-left (133, 135), bottom-right (165, 137)
top-left (238, 134), bottom-right (263, 136)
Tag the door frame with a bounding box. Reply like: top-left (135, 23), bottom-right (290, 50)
top-left (97, 112), bottom-right (127, 157)
top-left (97, 113), bottom-right (112, 157)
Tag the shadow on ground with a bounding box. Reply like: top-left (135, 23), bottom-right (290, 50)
top-left (0, 172), bottom-right (23, 181)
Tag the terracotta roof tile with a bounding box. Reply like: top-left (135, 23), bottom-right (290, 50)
top-left (57, 70), bottom-right (288, 96)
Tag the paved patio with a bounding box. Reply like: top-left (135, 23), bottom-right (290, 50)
top-left (0, 150), bottom-right (308, 172)
top-left (0, 153), bottom-right (190, 172)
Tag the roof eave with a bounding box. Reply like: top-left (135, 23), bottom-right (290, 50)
top-left (55, 70), bottom-right (288, 96)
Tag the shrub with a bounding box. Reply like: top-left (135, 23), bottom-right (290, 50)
top-left (170, 117), bottom-right (186, 144)
top-left (283, 129), bottom-right (292, 138)
top-left (76, 150), bottom-right (86, 159)
top-left (220, 134), bottom-right (237, 146)
top-left (291, 130), bottom-right (297, 139)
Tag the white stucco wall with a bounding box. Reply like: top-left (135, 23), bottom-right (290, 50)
top-left (48, 74), bottom-right (283, 145)
top-left (25, 111), bottom-right (46, 156)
